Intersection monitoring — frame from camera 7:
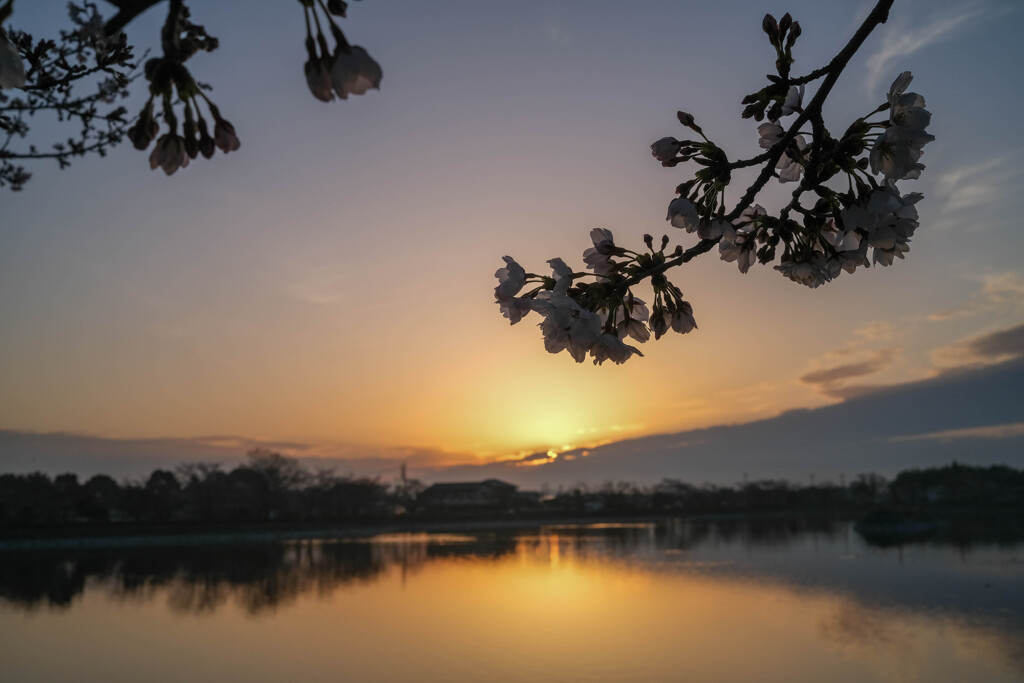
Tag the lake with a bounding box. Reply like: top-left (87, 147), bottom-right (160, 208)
top-left (1, 518), bottom-right (1021, 682)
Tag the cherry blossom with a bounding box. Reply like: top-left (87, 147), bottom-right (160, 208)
top-left (149, 134), bottom-right (190, 175)
top-left (666, 197), bottom-right (700, 232)
top-left (781, 84), bottom-right (803, 116)
top-left (582, 228), bottom-right (618, 277)
top-left (589, 333), bottom-right (643, 366)
top-left (331, 46), bottom-right (382, 99)
top-left (494, 256), bottom-right (526, 299)
top-left (0, 30), bottom-right (25, 89)
top-left (651, 137), bottom-right (683, 163)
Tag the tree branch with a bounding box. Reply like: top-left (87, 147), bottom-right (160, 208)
top-left (619, 0), bottom-right (896, 290)
top-left (104, 0), bottom-right (165, 37)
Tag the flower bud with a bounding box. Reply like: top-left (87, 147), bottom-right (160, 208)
top-left (197, 118), bottom-right (215, 159)
top-left (650, 136), bottom-right (682, 162)
top-left (779, 13), bottom-right (792, 35)
top-left (127, 121), bottom-right (152, 150)
top-left (144, 57), bottom-right (162, 82)
top-left (677, 111), bottom-right (704, 137)
top-left (213, 117), bottom-right (240, 153)
top-left (786, 21), bottom-right (801, 48)
top-left (182, 116), bottom-right (199, 159)
top-left (127, 102), bottom-right (158, 150)
top-left (643, 234), bottom-right (654, 249)
top-left (327, 0), bottom-right (348, 16)
top-left (675, 180), bottom-right (696, 196)
top-left (650, 311), bottom-right (669, 340)
top-left (762, 14), bottom-right (780, 46)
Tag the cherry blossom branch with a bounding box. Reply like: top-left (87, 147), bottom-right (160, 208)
top-left (0, 0), bottom-right (381, 189)
top-left (495, 0), bottom-right (933, 365)
top-left (625, 0), bottom-right (898, 284)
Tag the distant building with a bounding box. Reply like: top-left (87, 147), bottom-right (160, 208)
top-left (418, 479), bottom-right (518, 513)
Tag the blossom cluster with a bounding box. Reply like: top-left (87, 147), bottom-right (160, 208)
top-left (496, 8), bottom-right (933, 362)
top-left (656, 68), bottom-right (932, 289)
top-left (128, 63), bottom-right (239, 176)
top-left (2, 0), bottom-right (382, 189)
top-left (300, 0), bottom-right (381, 102)
top-left (121, 5), bottom-right (239, 176)
top-left (494, 229), bottom-right (698, 365)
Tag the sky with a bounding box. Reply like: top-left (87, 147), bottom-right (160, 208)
top-left (2, 0), bottom-right (1023, 481)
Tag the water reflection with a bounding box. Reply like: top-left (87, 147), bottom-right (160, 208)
top-left (1, 519), bottom-right (1022, 682)
top-left (0, 534), bottom-right (519, 615)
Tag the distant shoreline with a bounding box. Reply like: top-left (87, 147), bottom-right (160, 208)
top-left (0, 510), bottom-right (859, 552)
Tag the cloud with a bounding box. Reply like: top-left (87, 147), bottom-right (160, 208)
top-left (932, 321), bottom-right (1024, 369)
top-left (960, 324), bottom-right (1024, 360)
top-left (927, 271), bottom-right (1024, 321)
top-left (890, 421), bottom-right (1024, 443)
top-left (438, 356), bottom-right (1024, 487)
top-left (984, 272), bottom-right (1024, 308)
top-left (286, 266), bottom-right (354, 305)
top-left (864, 2), bottom-right (994, 94)
top-left (799, 349), bottom-right (896, 396)
top-left (854, 321), bottom-right (896, 342)
top-left (935, 156), bottom-right (1017, 214)
top-left (926, 308), bottom-right (975, 322)
top-left (0, 430), bottom-right (469, 480)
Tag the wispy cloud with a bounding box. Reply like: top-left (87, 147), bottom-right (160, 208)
top-left (286, 266), bottom-right (354, 305)
top-left (932, 321), bottom-right (1024, 369)
top-left (890, 421), bottom-right (1024, 443)
top-left (854, 320), bottom-right (896, 342)
top-left (926, 308), bottom-right (975, 322)
top-left (927, 271), bottom-right (1024, 321)
top-left (799, 349), bottom-right (896, 397)
top-left (935, 156), bottom-right (1017, 214)
top-left (864, 2), bottom-right (995, 94)
top-left (983, 272), bottom-right (1024, 308)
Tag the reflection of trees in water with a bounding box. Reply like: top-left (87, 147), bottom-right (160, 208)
top-left (0, 536), bottom-right (518, 615)
top-left (516, 517), bottom-right (850, 562)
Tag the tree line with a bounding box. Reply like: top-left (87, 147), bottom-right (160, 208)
top-left (1, 452), bottom-right (1021, 528)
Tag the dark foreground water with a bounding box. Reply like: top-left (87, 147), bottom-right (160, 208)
top-left (1, 519), bottom-right (1022, 682)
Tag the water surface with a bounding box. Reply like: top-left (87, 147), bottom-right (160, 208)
top-left (1, 519), bottom-right (1021, 682)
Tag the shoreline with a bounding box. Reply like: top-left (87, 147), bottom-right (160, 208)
top-left (0, 510), bottom-right (854, 552)
top-left (3, 506), bottom-right (1018, 552)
